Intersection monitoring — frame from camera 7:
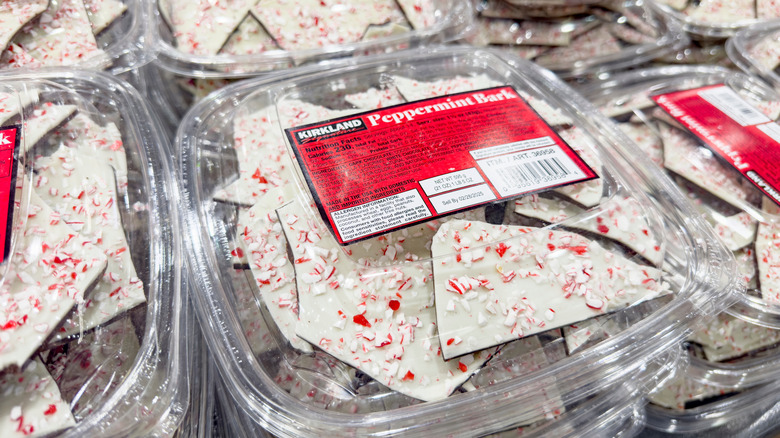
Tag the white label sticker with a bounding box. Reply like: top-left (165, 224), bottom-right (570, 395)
top-left (331, 189), bottom-right (431, 241)
top-left (469, 136), bottom-right (555, 160)
top-left (699, 87), bottom-right (771, 127)
top-left (477, 147), bottom-right (588, 197)
top-left (429, 184), bottom-right (496, 214)
top-left (419, 168), bottom-right (485, 196)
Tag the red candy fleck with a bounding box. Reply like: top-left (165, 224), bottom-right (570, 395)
top-left (597, 224), bottom-right (609, 234)
top-left (44, 404), bottom-right (57, 415)
top-left (547, 243), bottom-right (556, 251)
top-left (566, 246), bottom-right (588, 255)
top-left (495, 243), bottom-right (509, 258)
top-left (231, 247), bottom-right (244, 258)
top-left (353, 314), bottom-right (371, 327)
top-left (458, 362), bottom-right (468, 372)
top-left (388, 300), bottom-right (400, 311)
top-left (446, 338), bottom-right (455, 346)
top-left (402, 371), bottom-right (415, 381)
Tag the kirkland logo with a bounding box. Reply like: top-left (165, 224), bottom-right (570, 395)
top-left (295, 118), bottom-right (366, 143)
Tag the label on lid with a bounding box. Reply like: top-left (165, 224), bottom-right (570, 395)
top-left (0, 125), bottom-right (20, 263)
top-left (652, 84), bottom-right (780, 207)
top-left (286, 86), bottom-right (598, 245)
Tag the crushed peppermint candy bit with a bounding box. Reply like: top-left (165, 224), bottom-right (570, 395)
top-left (432, 220), bottom-right (669, 359)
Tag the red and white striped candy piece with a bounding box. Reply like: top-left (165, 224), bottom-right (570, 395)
top-left (82, 0), bottom-right (127, 35)
top-left (432, 220), bottom-right (669, 359)
top-left (0, 358), bottom-right (76, 437)
top-left (238, 188), bottom-right (312, 353)
top-left (34, 146), bottom-right (145, 339)
top-left (513, 195), bottom-right (664, 266)
top-left (0, 190), bottom-right (107, 370)
top-left (0, 0), bottom-right (48, 54)
top-left (279, 199), bottom-right (493, 402)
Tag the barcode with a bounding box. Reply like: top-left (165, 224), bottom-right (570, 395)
top-left (495, 157), bottom-right (571, 188)
top-left (699, 86), bottom-right (770, 127)
top-left (478, 146), bottom-right (587, 197)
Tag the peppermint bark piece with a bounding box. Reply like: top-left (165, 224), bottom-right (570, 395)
top-left (682, 0), bottom-right (755, 23)
top-left (0, 0), bottom-right (49, 54)
top-left (661, 124), bottom-right (754, 209)
top-left (0, 190), bottom-right (107, 370)
top-left (219, 13), bottom-right (279, 56)
top-left (0, 44), bottom-right (44, 69)
top-left (169, 0), bottom-right (257, 55)
top-left (432, 220), bottom-right (669, 359)
top-left (513, 195), bottom-right (664, 266)
top-left (213, 101), bottom-right (355, 206)
top-left (757, 0), bottom-right (780, 20)
top-left (237, 190), bottom-right (312, 353)
top-left (0, 358), bottom-right (76, 437)
top-left (44, 317), bottom-right (138, 418)
top-left (0, 88), bottom-right (38, 126)
top-left (34, 147), bottom-right (145, 338)
top-left (392, 74), bottom-right (502, 102)
top-left (689, 313), bottom-right (780, 362)
top-left (251, 0), bottom-right (402, 51)
top-left (82, 0), bottom-right (127, 35)
top-left (617, 122), bottom-right (663, 166)
top-left (735, 247), bottom-right (757, 289)
top-left (6, 0), bottom-right (107, 67)
top-left (345, 87), bottom-right (405, 110)
top-left (22, 104), bottom-right (78, 153)
top-left (279, 200), bottom-right (492, 401)
top-left (649, 373), bottom-right (734, 410)
top-left (395, 0), bottom-right (437, 29)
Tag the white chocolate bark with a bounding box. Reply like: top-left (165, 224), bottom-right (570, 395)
top-left (0, 89), bottom-right (38, 127)
top-left (757, 199), bottom-right (780, 304)
top-left (237, 189), bottom-right (312, 353)
top-left (45, 316), bottom-right (139, 418)
top-left (0, 44), bottom-right (44, 69)
top-left (661, 124), bottom-right (753, 209)
top-left (229, 269), bottom-right (278, 356)
top-left (0, 358), bottom-right (76, 437)
top-left (34, 146), bottom-right (145, 338)
top-left (513, 195), bottom-right (664, 266)
top-left (0, 0), bottom-right (48, 54)
top-left (689, 313), bottom-right (780, 362)
top-left (169, 0), bottom-right (257, 55)
top-left (4, 0), bottom-right (107, 67)
top-left (280, 199), bottom-right (493, 401)
top-left (395, 0), bottom-right (437, 29)
top-left (682, 0), bottom-right (755, 23)
top-left (220, 13), bottom-right (279, 56)
top-left (392, 75), bottom-right (503, 102)
top-left (735, 247), bottom-right (757, 289)
top-left (617, 123), bottom-right (663, 166)
top-left (345, 87), bottom-right (405, 110)
top-left (82, 0), bottom-right (127, 35)
top-left (0, 190), bottom-right (107, 370)
top-left (23, 104), bottom-right (77, 153)
top-left (432, 220), bottom-right (669, 359)
top-left (251, 0), bottom-right (402, 51)
top-left (649, 372), bottom-right (732, 410)
top-left (757, 0), bottom-right (780, 19)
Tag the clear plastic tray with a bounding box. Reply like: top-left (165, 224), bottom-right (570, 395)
top-left (468, 0), bottom-right (687, 78)
top-left (0, 70), bottom-right (188, 436)
top-left (650, 0), bottom-right (780, 40)
top-left (581, 65), bottom-right (780, 329)
top-left (0, 0), bottom-right (151, 74)
top-left (179, 46), bottom-right (740, 437)
top-left (152, 0), bottom-right (473, 78)
top-left (727, 20), bottom-right (780, 94)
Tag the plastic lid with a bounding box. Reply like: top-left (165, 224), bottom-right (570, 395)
top-left (581, 65), bottom-right (780, 329)
top-left (468, 0), bottom-right (688, 78)
top-left (180, 46), bottom-right (740, 437)
top-left (0, 70), bottom-right (187, 437)
top-left (153, 0), bottom-right (474, 78)
top-left (650, 0), bottom-right (780, 39)
top-left (727, 20), bottom-right (780, 94)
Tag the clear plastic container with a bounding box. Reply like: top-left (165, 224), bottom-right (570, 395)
top-left (152, 0), bottom-right (473, 78)
top-left (727, 19), bottom-right (780, 94)
top-left (650, 0), bottom-right (780, 40)
top-left (0, 70), bottom-right (188, 436)
top-left (179, 46), bottom-right (740, 437)
top-left (644, 380), bottom-right (780, 435)
top-left (581, 65), bottom-right (780, 330)
top-left (0, 0), bottom-right (151, 74)
top-left (467, 0), bottom-right (688, 78)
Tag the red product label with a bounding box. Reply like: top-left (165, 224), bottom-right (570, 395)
top-left (286, 86), bottom-right (598, 245)
top-left (652, 84), bottom-right (780, 207)
top-left (0, 125), bottom-right (19, 263)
